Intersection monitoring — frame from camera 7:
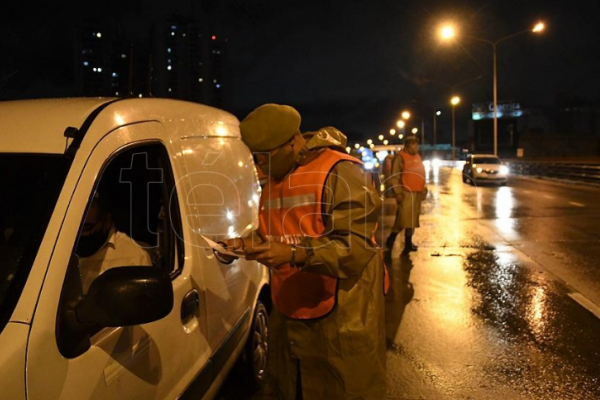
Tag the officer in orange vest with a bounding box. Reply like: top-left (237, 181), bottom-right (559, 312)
top-left (385, 134), bottom-right (428, 253)
top-left (225, 104), bottom-right (387, 400)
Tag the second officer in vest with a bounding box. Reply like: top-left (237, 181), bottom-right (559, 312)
top-left (228, 104), bottom-right (387, 399)
top-left (385, 134), bottom-right (428, 253)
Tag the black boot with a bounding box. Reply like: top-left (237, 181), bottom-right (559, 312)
top-left (402, 233), bottom-right (418, 253)
top-left (385, 232), bottom-right (398, 250)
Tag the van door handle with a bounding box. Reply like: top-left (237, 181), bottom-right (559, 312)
top-left (181, 289), bottom-right (199, 322)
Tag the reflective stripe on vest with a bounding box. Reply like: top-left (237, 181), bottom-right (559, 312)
top-left (259, 149), bottom-right (360, 319)
top-left (399, 151), bottom-right (425, 192)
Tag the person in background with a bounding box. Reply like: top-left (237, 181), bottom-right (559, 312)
top-left (226, 104), bottom-right (387, 399)
top-left (299, 125), bottom-right (348, 164)
top-left (385, 134), bottom-right (427, 253)
top-left (381, 150), bottom-right (396, 197)
top-left (77, 192), bottom-right (153, 292)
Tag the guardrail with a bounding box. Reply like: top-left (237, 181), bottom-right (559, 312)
top-left (504, 161), bottom-right (600, 186)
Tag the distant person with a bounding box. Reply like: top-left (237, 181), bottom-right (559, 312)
top-left (381, 150), bottom-right (396, 197)
top-left (299, 125), bottom-right (348, 164)
top-left (226, 104), bottom-right (387, 399)
top-left (385, 134), bottom-right (427, 253)
top-left (77, 192), bottom-right (153, 292)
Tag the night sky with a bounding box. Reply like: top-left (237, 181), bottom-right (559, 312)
top-left (2, 0), bottom-right (599, 145)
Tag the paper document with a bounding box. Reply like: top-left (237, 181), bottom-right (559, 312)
top-left (201, 235), bottom-right (246, 259)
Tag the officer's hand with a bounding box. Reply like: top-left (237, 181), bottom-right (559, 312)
top-left (244, 241), bottom-right (294, 270)
top-left (221, 237), bottom-right (247, 253)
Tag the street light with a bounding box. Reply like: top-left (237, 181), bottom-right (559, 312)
top-left (401, 110), bottom-right (425, 144)
top-left (439, 22), bottom-right (545, 156)
top-left (450, 95), bottom-right (461, 161)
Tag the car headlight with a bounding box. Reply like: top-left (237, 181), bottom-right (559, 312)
top-left (499, 165), bottom-right (509, 175)
top-left (476, 167), bottom-right (483, 173)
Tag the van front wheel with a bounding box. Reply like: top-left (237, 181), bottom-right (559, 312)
top-left (236, 300), bottom-right (269, 389)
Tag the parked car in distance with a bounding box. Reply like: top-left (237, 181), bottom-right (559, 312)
top-left (0, 97), bottom-right (270, 400)
top-left (462, 154), bottom-right (509, 185)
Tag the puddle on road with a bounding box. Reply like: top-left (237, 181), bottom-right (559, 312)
top-left (463, 244), bottom-right (600, 399)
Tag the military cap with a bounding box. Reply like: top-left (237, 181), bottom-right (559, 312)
top-left (239, 103), bottom-right (301, 152)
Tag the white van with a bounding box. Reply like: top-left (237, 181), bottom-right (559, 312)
top-left (0, 97), bottom-right (270, 399)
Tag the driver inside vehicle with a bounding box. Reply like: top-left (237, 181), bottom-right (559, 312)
top-left (76, 192), bottom-right (153, 292)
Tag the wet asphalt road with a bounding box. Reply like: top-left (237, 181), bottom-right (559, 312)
top-left (217, 165), bottom-right (600, 399)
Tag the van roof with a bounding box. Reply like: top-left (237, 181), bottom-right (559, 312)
top-left (0, 97), bottom-right (240, 154)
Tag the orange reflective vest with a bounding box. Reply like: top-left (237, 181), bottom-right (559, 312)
top-left (259, 149), bottom-right (388, 319)
top-left (399, 150), bottom-right (426, 192)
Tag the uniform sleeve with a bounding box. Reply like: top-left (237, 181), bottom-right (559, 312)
top-left (388, 154), bottom-right (404, 196)
top-left (300, 161), bottom-right (383, 279)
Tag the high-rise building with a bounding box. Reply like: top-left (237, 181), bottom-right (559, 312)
top-left (74, 12), bottom-right (229, 108)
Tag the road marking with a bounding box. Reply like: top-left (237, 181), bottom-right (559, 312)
top-left (568, 292), bottom-right (600, 320)
top-left (569, 201), bottom-right (585, 207)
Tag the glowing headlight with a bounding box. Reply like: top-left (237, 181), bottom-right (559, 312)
top-left (476, 167), bottom-right (483, 173)
top-left (499, 165), bottom-right (509, 175)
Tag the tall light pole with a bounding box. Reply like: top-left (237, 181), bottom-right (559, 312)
top-left (450, 96), bottom-right (461, 160)
top-left (439, 22), bottom-right (545, 156)
top-left (433, 110), bottom-right (441, 146)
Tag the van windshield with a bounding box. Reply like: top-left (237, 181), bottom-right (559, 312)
top-left (0, 154), bottom-right (70, 331)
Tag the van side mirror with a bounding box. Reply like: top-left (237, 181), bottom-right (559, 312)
top-left (76, 267), bottom-right (174, 327)
top-left (57, 260), bottom-right (174, 359)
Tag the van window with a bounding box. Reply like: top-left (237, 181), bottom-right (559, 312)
top-left (75, 144), bottom-right (183, 292)
top-left (0, 154), bottom-right (70, 332)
